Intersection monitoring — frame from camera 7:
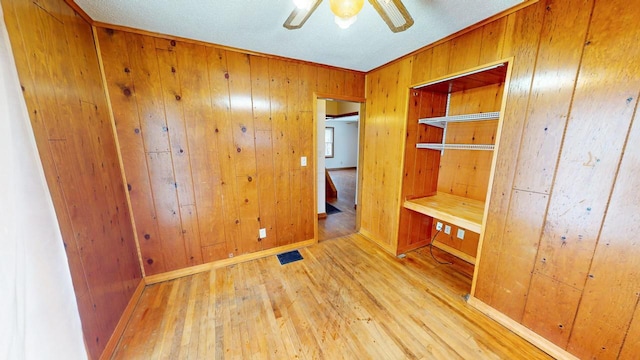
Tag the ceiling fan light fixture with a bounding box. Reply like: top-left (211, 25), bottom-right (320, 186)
top-left (329, 0), bottom-right (364, 19)
top-left (293, 0), bottom-right (313, 10)
top-left (369, 0), bottom-right (414, 32)
top-left (284, 0), bottom-right (323, 29)
top-left (334, 15), bottom-right (358, 29)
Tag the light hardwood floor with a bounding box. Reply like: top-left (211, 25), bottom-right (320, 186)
top-left (319, 169), bottom-right (357, 241)
top-left (112, 234), bottom-right (551, 359)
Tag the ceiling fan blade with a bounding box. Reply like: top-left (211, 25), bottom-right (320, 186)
top-left (369, 0), bottom-right (414, 33)
top-left (283, 0), bottom-right (323, 30)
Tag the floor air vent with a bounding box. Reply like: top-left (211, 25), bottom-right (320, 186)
top-left (277, 250), bottom-right (303, 265)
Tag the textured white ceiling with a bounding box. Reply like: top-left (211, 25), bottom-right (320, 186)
top-left (74, 0), bottom-right (523, 72)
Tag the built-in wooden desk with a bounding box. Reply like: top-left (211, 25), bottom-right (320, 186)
top-left (403, 192), bottom-right (485, 234)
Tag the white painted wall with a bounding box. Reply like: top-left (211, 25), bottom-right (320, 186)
top-left (317, 100), bottom-right (326, 214)
top-left (325, 121), bottom-right (359, 169)
top-left (1, 12), bottom-right (86, 359)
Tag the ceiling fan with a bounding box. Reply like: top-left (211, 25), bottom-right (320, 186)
top-left (284, 0), bottom-right (414, 32)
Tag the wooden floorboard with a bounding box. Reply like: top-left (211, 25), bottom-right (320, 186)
top-left (319, 169), bottom-right (357, 241)
top-left (112, 234), bottom-right (551, 359)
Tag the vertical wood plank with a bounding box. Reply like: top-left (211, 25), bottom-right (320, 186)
top-left (179, 204), bottom-right (204, 265)
top-left (566, 23), bottom-right (640, 353)
top-left (478, 17), bottom-right (507, 64)
top-left (227, 51), bottom-right (260, 254)
top-left (298, 63), bottom-right (317, 112)
top-left (316, 66), bottom-right (332, 94)
top-left (522, 273), bottom-right (581, 347)
top-left (329, 68), bottom-right (345, 96)
top-left (227, 51), bottom-right (258, 177)
top-left (175, 42), bottom-right (226, 248)
top-left (430, 42), bottom-right (451, 80)
top-left (486, 190), bottom-right (548, 321)
top-left (299, 112), bottom-right (315, 240)
top-left (207, 47), bottom-right (241, 257)
top-left (448, 29), bottom-right (482, 73)
top-left (155, 42), bottom-right (197, 206)
top-left (411, 48), bottom-right (433, 85)
top-left (512, 0), bottom-right (593, 194)
top-left (249, 55), bottom-right (272, 131)
top-left (255, 130), bottom-right (278, 250)
top-left (126, 33), bottom-right (170, 153)
top-left (619, 302), bottom-right (640, 359)
top-left (236, 174), bottom-right (261, 254)
top-left (147, 151), bottom-right (188, 271)
top-left (533, 0), bottom-right (639, 291)
top-left (97, 28), bottom-right (166, 274)
top-left (360, 57), bottom-right (412, 252)
top-left (473, 1), bottom-right (546, 301)
top-left (269, 58), bottom-right (294, 245)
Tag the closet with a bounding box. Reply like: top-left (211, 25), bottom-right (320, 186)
top-left (397, 61), bottom-right (510, 266)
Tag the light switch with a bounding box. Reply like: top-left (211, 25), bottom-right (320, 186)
top-left (259, 228), bottom-right (267, 238)
top-left (457, 229), bottom-right (465, 239)
top-left (301, 156), bottom-right (307, 166)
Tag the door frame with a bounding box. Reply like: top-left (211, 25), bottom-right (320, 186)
top-left (313, 93), bottom-right (366, 241)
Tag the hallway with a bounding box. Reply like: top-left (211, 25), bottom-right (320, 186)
top-left (319, 168), bottom-right (357, 241)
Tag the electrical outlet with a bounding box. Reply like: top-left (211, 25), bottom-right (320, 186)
top-left (444, 225), bottom-right (452, 235)
top-left (457, 229), bottom-right (465, 239)
top-left (436, 222), bottom-right (443, 231)
top-left (301, 156), bottom-right (307, 167)
top-left (228, 253), bottom-right (234, 258)
top-left (259, 228), bottom-right (267, 238)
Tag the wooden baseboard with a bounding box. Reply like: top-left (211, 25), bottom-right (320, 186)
top-left (99, 278), bottom-right (146, 360)
top-left (145, 239), bottom-right (317, 284)
top-left (467, 296), bottom-right (579, 360)
top-left (318, 213), bottom-right (327, 219)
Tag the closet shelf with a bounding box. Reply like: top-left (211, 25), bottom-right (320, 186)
top-left (416, 143), bottom-right (495, 151)
top-left (418, 111), bottom-right (500, 128)
top-left (403, 192), bottom-right (485, 233)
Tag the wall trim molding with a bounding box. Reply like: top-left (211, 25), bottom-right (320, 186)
top-left (99, 279), bottom-right (146, 360)
top-left (467, 296), bottom-right (579, 360)
top-left (145, 239), bottom-right (317, 285)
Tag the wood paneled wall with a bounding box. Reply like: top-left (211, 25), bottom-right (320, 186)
top-left (361, 0), bottom-right (640, 357)
top-left (96, 28), bottom-right (365, 276)
top-left (2, 0), bottom-right (142, 358)
top-left (360, 58), bottom-right (413, 253)
top-left (439, 84), bottom-right (503, 201)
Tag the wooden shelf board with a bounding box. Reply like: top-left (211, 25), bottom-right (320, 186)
top-left (416, 143), bottom-right (495, 151)
top-left (418, 111), bottom-right (500, 125)
top-left (403, 192), bottom-right (484, 233)
top-left (413, 64), bottom-right (507, 93)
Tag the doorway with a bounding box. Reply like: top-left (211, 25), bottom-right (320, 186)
top-left (317, 99), bottom-right (362, 241)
